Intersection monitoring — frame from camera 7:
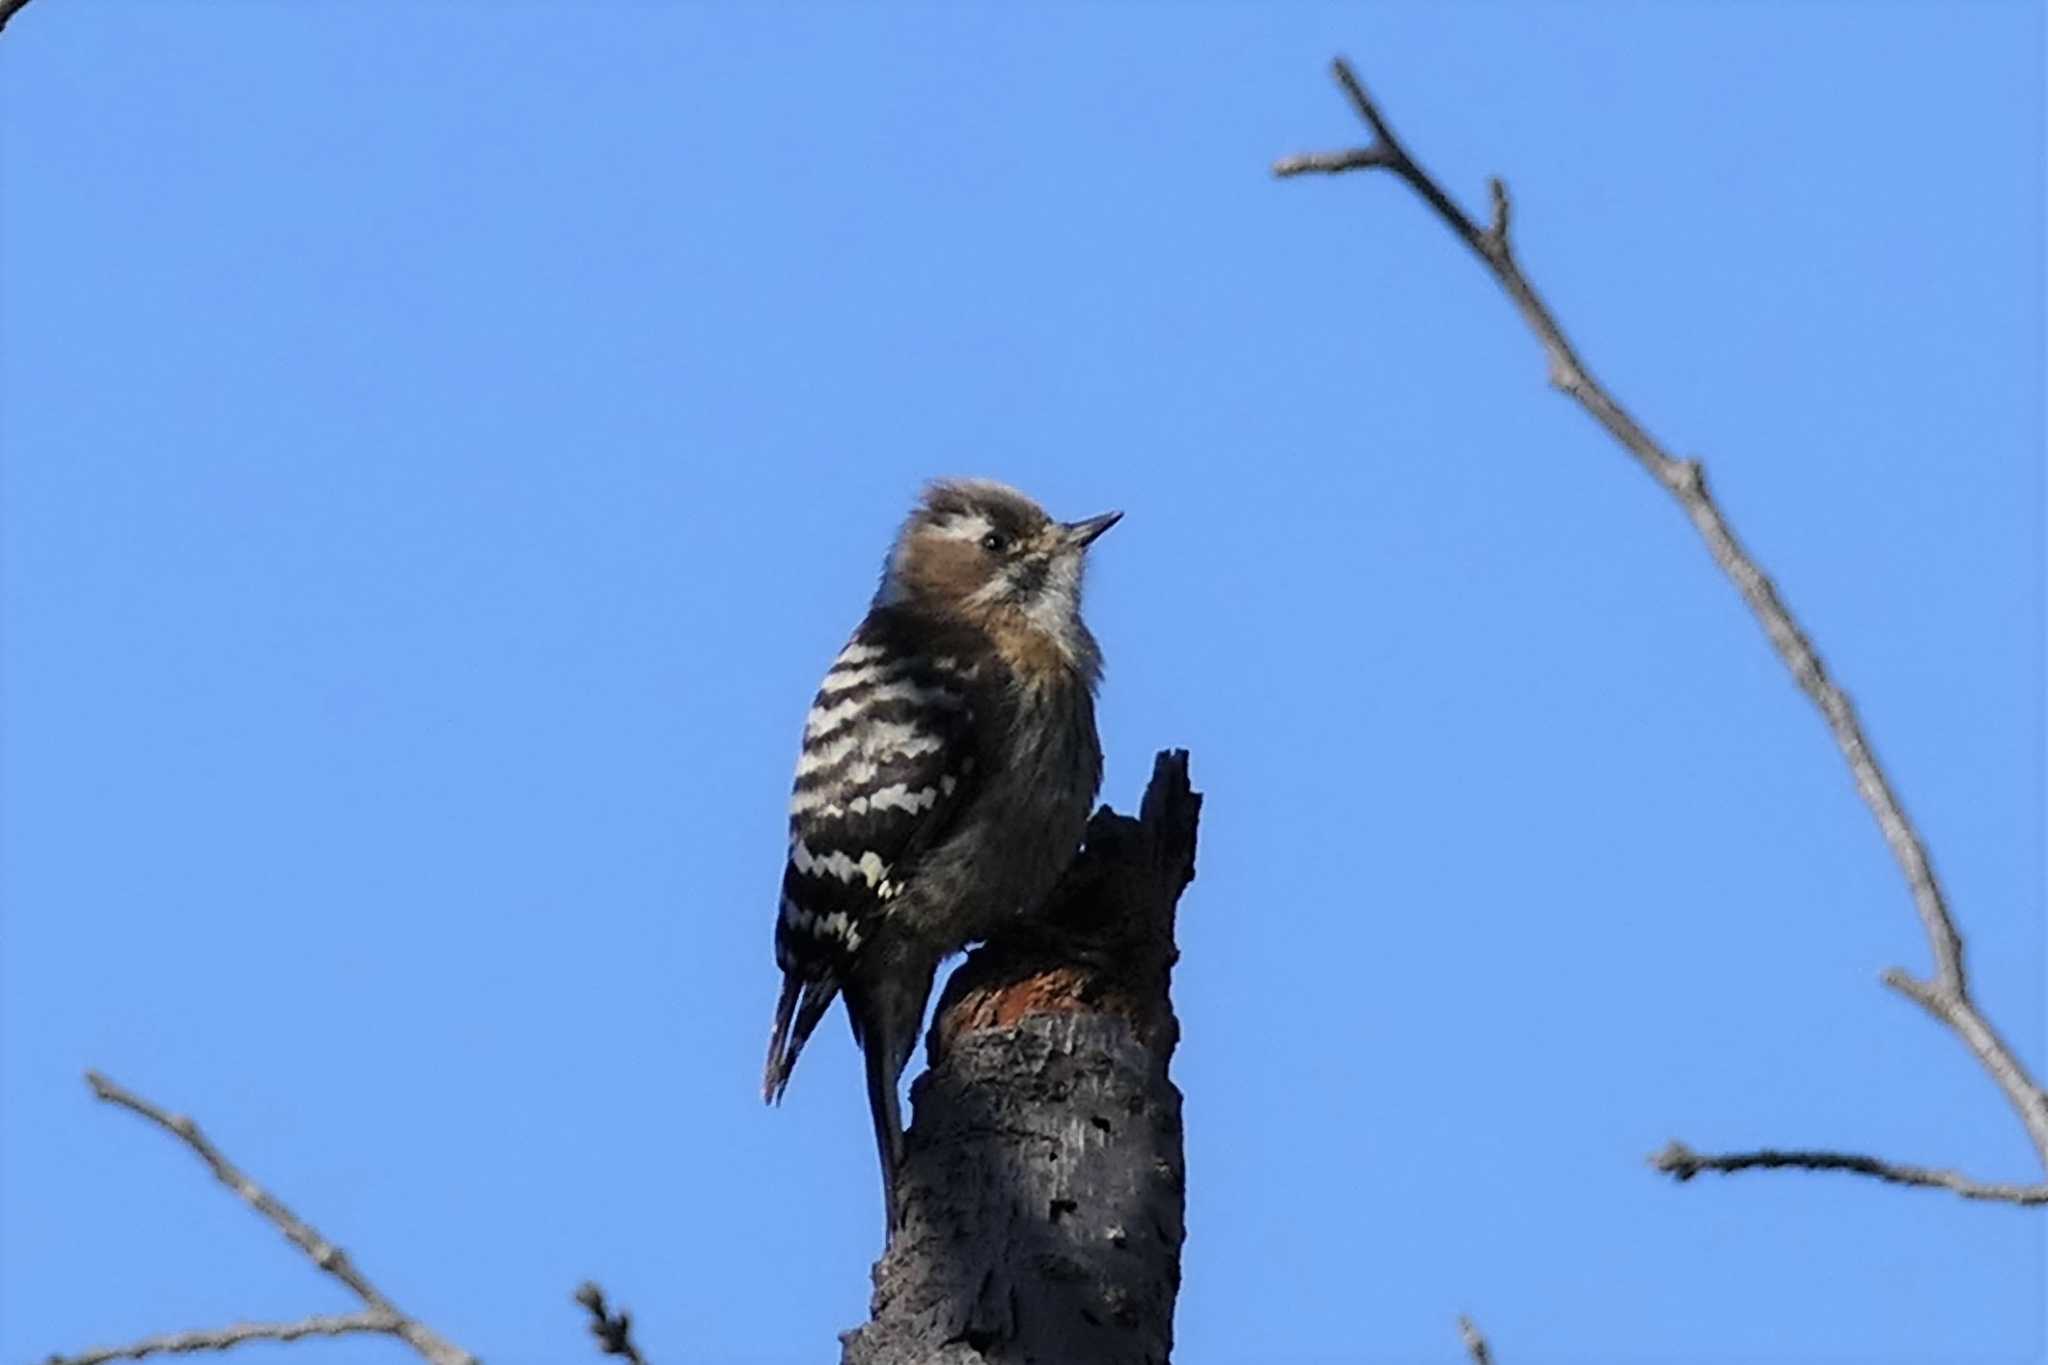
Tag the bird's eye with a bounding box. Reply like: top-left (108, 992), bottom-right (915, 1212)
top-left (980, 531), bottom-right (1009, 554)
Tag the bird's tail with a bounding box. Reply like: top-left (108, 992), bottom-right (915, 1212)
top-left (763, 970), bottom-right (840, 1105)
top-left (842, 950), bottom-right (938, 1235)
top-left (864, 1034), bottom-right (907, 1230)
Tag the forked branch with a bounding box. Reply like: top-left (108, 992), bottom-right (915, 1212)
top-left (1277, 57), bottom-right (2048, 1203)
top-left (44, 1073), bottom-right (478, 1365)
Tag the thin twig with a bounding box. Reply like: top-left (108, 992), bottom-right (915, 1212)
top-left (1652, 1141), bottom-right (2048, 1205)
top-left (0, 0), bottom-right (38, 36)
top-left (1277, 56), bottom-right (2048, 1201)
top-left (576, 1283), bottom-right (651, 1365)
top-left (1457, 1314), bottom-right (1495, 1365)
top-left (45, 1312), bottom-right (400, 1365)
top-left (48, 1072), bottom-right (479, 1365)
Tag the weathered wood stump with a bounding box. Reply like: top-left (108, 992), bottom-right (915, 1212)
top-left (842, 750), bottom-right (1200, 1365)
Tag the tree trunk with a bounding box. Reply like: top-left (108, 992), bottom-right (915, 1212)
top-left (842, 750), bottom-right (1200, 1365)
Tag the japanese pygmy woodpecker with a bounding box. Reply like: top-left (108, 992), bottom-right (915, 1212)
top-left (763, 479), bottom-right (1119, 1226)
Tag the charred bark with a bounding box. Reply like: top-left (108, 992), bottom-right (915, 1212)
top-left (842, 750), bottom-right (1199, 1365)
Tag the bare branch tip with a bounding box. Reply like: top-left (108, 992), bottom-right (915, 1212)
top-left (578, 1281), bottom-right (649, 1365)
top-left (1331, 58), bottom-right (1367, 102)
top-left (1326, 56), bottom-right (1395, 143)
top-left (1651, 1140), bottom-right (1701, 1180)
top-left (1458, 1314), bottom-right (1495, 1365)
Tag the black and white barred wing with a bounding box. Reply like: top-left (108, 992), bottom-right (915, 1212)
top-left (763, 627), bottom-right (979, 1101)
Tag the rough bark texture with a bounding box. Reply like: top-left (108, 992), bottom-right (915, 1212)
top-left (842, 750), bottom-right (1199, 1365)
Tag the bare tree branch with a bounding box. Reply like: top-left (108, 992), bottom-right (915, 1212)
top-left (0, 0), bottom-right (38, 37)
top-left (1457, 1314), bottom-right (1495, 1365)
top-left (46, 1072), bottom-right (479, 1365)
top-left (575, 1283), bottom-right (651, 1365)
top-left (1651, 1141), bottom-right (2048, 1206)
top-left (1277, 56), bottom-right (2048, 1203)
top-left (45, 1312), bottom-right (400, 1365)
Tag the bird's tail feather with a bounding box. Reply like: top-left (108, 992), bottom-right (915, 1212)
top-left (864, 1035), bottom-right (907, 1231)
top-left (763, 971), bottom-right (839, 1104)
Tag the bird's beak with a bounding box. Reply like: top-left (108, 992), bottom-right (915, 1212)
top-left (1062, 511), bottom-right (1123, 549)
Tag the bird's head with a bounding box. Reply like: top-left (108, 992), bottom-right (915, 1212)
top-left (878, 478), bottom-right (1119, 671)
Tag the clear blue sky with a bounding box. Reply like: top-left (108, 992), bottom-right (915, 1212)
top-left (3, 4), bottom-right (2041, 1362)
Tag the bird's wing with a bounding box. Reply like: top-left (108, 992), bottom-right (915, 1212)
top-left (764, 614), bottom-right (984, 1098)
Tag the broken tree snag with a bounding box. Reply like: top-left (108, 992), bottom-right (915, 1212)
top-left (843, 749), bottom-right (1200, 1365)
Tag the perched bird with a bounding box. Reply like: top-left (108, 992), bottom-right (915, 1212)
top-left (763, 479), bottom-right (1119, 1226)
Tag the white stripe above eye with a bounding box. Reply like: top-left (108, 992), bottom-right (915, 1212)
top-left (932, 513), bottom-right (995, 543)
